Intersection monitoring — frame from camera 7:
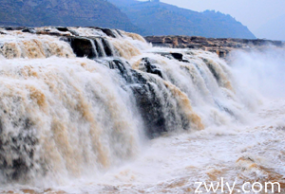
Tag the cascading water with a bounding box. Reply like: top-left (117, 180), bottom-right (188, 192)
top-left (0, 27), bottom-right (284, 193)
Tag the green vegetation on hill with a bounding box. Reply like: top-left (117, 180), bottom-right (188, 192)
top-left (0, 0), bottom-right (142, 33)
top-left (108, 0), bottom-right (256, 38)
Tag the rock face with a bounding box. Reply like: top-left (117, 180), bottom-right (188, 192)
top-left (145, 36), bottom-right (285, 58)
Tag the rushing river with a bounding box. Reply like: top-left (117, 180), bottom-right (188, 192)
top-left (0, 27), bottom-right (284, 194)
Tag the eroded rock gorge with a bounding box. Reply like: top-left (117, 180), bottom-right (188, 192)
top-left (145, 36), bottom-right (285, 58)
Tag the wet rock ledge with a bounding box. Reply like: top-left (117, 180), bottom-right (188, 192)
top-left (145, 36), bottom-right (285, 58)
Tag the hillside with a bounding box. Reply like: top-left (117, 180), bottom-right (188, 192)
top-left (108, 0), bottom-right (256, 38)
top-left (0, 0), bottom-right (256, 39)
top-left (0, 0), bottom-right (142, 33)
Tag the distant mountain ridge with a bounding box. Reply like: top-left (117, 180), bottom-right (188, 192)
top-left (0, 0), bottom-right (256, 38)
top-left (108, 0), bottom-right (256, 39)
top-left (0, 0), bottom-right (142, 33)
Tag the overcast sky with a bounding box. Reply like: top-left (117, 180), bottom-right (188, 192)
top-left (160, 0), bottom-right (285, 40)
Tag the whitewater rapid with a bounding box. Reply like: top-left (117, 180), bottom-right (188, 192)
top-left (0, 27), bottom-right (284, 194)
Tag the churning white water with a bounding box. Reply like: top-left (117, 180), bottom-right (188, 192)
top-left (0, 27), bottom-right (285, 194)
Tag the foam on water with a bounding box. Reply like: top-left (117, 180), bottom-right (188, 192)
top-left (0, 34), bottom-right (75, 59)
top-left (0, 28), bottom-right (284, 194)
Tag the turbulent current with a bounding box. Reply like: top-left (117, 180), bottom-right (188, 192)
top-left (0, 27), bottom-right (284, 194)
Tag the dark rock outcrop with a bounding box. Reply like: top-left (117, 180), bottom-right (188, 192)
top-left (61, 36), bottom-right (116, 58)
top-left (107, 59), bottom-right (189, 138)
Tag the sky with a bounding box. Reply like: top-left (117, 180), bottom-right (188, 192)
top-left (160, 0), bottom-right (285, 40)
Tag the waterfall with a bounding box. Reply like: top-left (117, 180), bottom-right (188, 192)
top-left (0, 27), bottom-right (259, 187)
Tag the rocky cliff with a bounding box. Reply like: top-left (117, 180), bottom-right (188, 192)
top-left (145, 36), bottom-right (285, 58)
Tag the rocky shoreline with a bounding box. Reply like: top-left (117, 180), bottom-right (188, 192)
top-left (145, 36), bottom-right (285, 58)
